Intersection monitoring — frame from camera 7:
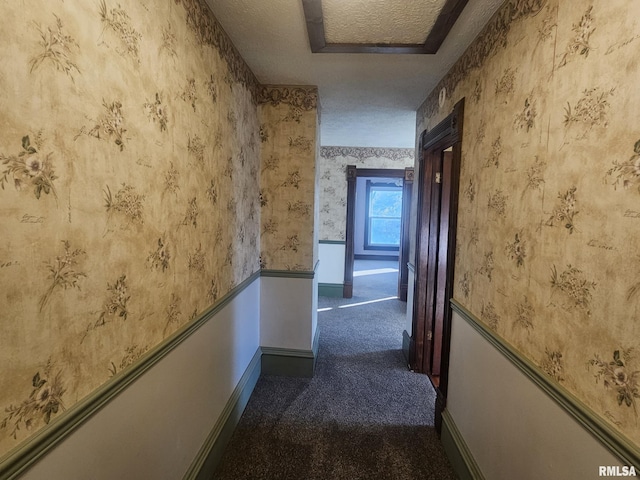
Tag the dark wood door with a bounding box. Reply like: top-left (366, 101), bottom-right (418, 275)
top-left (430, 149), bottom-right (453, 379)
top-left (422, 150), bottom-right (443, 377)
top-left (397, 168), bottom-right (414, 302)
top-left (413, 150), bottom-right (437, 373)
top-left (410, 99), bottom-right (464, 433)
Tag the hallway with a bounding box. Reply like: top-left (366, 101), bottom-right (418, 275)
top-left (213, 260), bottom-right (456, 479)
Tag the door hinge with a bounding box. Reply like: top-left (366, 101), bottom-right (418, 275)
top-left (435, 172), bottom-right (442, 184)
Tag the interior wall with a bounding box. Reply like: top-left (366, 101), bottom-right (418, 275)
top-left (0, 0), bottom-right (261, 461)
top-left (258, 86), bottom-right (319, 352)
top-left (318, 147), bottom-right (414, 242)
top-left (317, 243), bottom-right (346, 284)
top-left (20, 280), bottom-right (261, 480)
top-left (261, 276), bottom-right (317, 351)
top-left (258, 86), bottom-right (319, 271)
top-left (448, 310), bottom-right (623, 480)
top-left (318, 147), bottom-right (413, 285)
top-left (412, 0), bottom-right (640, 466)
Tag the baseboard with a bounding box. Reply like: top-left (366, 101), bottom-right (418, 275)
top-left (318, 283), bottom-right (343, 297)
top-left (398, 283), bottom-right (407, 302)
top-left (402, 329), bottom-right (412, 366)
top-left (441, 409), bottom-right (485, 480)
top-left (261, 332), bottom-right (320, 378)
top-left (183, 348), bottom-right (262, 480)
top-left (354, 254), bottom-right (399, 261)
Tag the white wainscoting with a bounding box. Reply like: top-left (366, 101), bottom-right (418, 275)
top-left (446, 309), bottom-right (624, 480)
top-left (20, 278), bottom-right (261, 480)
top-left (318, 242), bottom-right (345, 285)
top-left (260, 275), bottom-right (318, 352)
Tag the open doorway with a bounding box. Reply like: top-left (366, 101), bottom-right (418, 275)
top-left (343, 167), bottom-right (414, 301)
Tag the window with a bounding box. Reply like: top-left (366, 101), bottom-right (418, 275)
top-left (364, 181), bottom-right (403, 250)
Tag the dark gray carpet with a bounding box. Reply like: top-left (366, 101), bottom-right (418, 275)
top-left (212, 260), bottom-right (457, 480)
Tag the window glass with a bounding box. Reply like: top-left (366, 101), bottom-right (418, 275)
top-left (366, 184), bottom-right (402, 248)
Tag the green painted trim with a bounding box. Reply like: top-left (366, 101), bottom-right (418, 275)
top-left (260, 260), bottom-right (319, 278)
top-left (0, 270), bottom-right (261, 480)
top-left (441, 410), bottom-right (485, 480)
top-left (319, 240), bottom-right (346, 245)
top-left (183, 348), bottom-right (262, 480)
top-left (318, 283), bottom-right (343, 297)
top-left (260, 269), bottom-right (315, 279)
top-left (450, 298), bottom-right (640, 470)
top-left (261, 332), bottom-right (320, 378)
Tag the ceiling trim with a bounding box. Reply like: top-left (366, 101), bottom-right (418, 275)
top-left (301, 0), bottom-right (469, 54)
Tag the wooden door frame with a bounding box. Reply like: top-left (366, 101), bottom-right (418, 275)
top-left (343, 166), bottom-right (413, 299)
top-left (410, 98), bottom-right (464, 432)
top-left (397, 168), bottom-right (414, 301)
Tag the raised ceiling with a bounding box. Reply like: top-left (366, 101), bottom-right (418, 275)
top-left (303, 0), bottom-right (468, 54)
top-left (205, 0), bottom-right (504, 148)
top-left (322, 0), bottom-right (448, 44)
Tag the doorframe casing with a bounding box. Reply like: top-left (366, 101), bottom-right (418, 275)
top-left (398, 168), bottom-right (414, 301)
top-left (343, 166), bottom-right (413, 299)
top-left (410, 98), bottom-right (465, 432)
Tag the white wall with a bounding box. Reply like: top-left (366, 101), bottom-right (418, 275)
top-left (311, 273), bottom-right (318, 345)
top-left (260, 276), bottom-right (318, 351)
top-left (405, 267), bottom-right (415, 334)
top-left (317, 243), bottom-right (345, 285)
top-left (22, 278), bottom-right (262, 480)
top-left (447, 310), bottom-right (625, 480)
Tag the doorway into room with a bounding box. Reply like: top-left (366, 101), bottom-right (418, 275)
top-left (343, 167), bottom-right (414, 303)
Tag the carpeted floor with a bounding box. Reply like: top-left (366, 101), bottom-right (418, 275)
top-left (212, 260), bottom-right (457, 480)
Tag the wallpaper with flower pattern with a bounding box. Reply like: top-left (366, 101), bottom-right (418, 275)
top-left (416, 0), bottom-right (640, 449)
top-left (318, 147), bottom-right (414, 241)
top-left (259, 86), bottom-right (319, 271)
top-left (0, 0), bottom-right (262, 457)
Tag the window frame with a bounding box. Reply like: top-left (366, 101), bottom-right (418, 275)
top-left (363, 180), bottom-right (403, 251)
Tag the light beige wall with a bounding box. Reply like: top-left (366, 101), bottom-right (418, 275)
top-left (0, 0), bottom-right (260, 460)
top-left (258, 86), bottom-right (319, 271)
top-left (318, 147), bottom-right (414, 241)
top-left (415, 0), bottom-right (640, 455)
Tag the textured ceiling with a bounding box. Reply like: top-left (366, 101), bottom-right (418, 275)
top-left (322, 0), bottom-right (448, 44)
top-left (206, 0), bottom-right (504, 148)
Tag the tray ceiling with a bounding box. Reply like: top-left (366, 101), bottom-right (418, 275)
top-left (303, 0), bottom-right (469, 54)
top-left (205, 0), bottom-right (503, 147)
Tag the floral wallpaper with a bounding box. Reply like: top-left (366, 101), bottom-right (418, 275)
top-left (318, 147), bottom-right (414, 241)
top-left (417, 0), bottom-right (640, 449)
top-left (0, 0), bottom-right (261, 458)
top-left (259, 86), bottom-right (319, 271)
